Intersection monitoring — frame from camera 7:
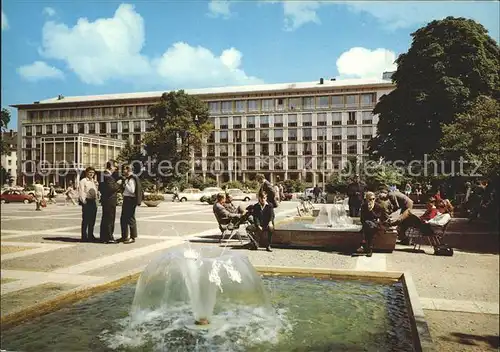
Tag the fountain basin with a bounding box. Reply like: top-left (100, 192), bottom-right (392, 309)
top-left (0, 267), bottom-right (432, 352)
top-left (256, 217), bottom-right (398, 252)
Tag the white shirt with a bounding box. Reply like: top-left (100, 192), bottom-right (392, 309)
top-left (79, 178), bottom-right (98, 203)
top-left (34, 184), bottom-right (44, 198)
top-left (428, 212), bottom-right (451, 227)
top-left (123, 177), bottom-right (136, 197)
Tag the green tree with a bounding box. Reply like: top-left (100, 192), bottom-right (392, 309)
top-left (1, 108), bottom-right (12, 155)
top-left (441, 95), bottom-right (500, 177)
top-left (144, 91), bottom-right (213, 183)
top-left (0, 166), bottom-right (13, 186)
top-left (117, 140), bottom-right (145, 175)
top-left (370, 17), bottom-right (499, 162)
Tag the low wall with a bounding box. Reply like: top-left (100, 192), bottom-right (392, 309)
top-left (256, 217), bottom-right (398, 252)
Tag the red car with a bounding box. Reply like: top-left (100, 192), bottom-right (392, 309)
top-left (1, 190), bottom-right (35, 204)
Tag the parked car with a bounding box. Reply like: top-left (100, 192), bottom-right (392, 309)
top-left (201, 187), bottom-right (223, 196)
top-left (176, 188), bottom-right (203, 202)
top-left (1, 190), bottom-right (35, 204)
top-left (227, 188), bottom-right (253, 202)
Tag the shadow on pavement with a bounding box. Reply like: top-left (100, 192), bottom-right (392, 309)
top-left (442, 332), bottom-right (499, 349)
top-left (42, 236), bottom-right (83, 243)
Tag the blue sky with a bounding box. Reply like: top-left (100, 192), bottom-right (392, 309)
top-left (1, 1), bottom-right (499, 129)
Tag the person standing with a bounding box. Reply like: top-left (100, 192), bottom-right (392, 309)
top-left (48, 183), bottom-right (57, 204)
top-left (313, 184), bottom-right (321, 203)
top-left (119, 165), bottom-right (142, 244)
top-left (252, 191), bottom-right (275, 252)
top-left (346, 175), bottom-right (365, 217)
top-left (256, 174), bottom-right (278, 208)
top-left (65, 181), bottom-right (77, 205)
top-left (34, 180), bottom-right (45, 211)
top-left (99, 160), bottom-right (121, 244)
top-left (79, 167), bottom-right (98, 242)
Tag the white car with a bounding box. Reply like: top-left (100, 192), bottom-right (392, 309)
top-left (26, 187), bottom-right (50, 197)
top-left (227, 188), bottom-right (254, 202)
top-left (176, 188), bottom-right (203, 202)
top-left (201, 187), bottom-right (223, 196)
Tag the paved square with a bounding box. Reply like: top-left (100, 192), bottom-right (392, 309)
top-left (1, 198), bottom-right (498, 351)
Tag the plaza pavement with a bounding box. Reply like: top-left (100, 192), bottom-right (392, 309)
top-left (1, 196), bottom-right (498, 351)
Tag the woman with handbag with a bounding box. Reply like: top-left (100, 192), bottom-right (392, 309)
top-left (34, 180), bottom-right (45, 211)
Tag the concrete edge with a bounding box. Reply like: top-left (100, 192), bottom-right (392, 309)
top-left (401, 271), bottom-right (435, 352)
top-left (0, 266), bottom-right (144, 330)
top-left (1, 265), bottom-right (433, 352)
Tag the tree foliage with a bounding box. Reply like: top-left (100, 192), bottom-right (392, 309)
top-left (0, 166), bottom-right (13, 185)
top-left (440, 95), bottom-right (500, 177)
top-left (117, 140), bottom-right (145, 175)
top-left (370, 17), bottom-right (500, 162)
top-left (143, 91), bottom-right (213, 182)
top-left (1, 108), bottom-right (11, 155)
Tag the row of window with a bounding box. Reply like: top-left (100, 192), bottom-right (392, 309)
top-left (208, 94), bottom-right (376, 114)
top-left (24, 121), bottom-right (152, 136)
top-left (27, 106), bottom-right (152, 121)
top-left (206, 141), bottom-right (367, 155)
top-left (216, 111), bottom-right (373, 128)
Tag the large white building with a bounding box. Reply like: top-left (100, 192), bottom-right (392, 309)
top-left (12, 74), bottom-right (395, 186)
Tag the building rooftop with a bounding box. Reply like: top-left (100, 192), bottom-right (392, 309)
top-left (12, 77), bottom-right (393, 107)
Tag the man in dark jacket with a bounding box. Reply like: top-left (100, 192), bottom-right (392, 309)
top-left (256, 174), bottom-right (278, 208)
top-left (99, 160), bottom-right (121, 244)
top-left (347, 175), bottom-right (365, 217)
top-left (253, 191), bottom-right (275, 252)
top-left (119, 165), bottom-right (143, 244)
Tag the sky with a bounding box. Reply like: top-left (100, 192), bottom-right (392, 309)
top-left (1, 0), bottom-right (499, 129)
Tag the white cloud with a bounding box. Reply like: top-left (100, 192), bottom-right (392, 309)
top-left (17, 61), bottom-right (65, 82)
top-left (208, 0), bottom-right (232, 19)
top-left (2, 10), bottom-right (8, 30)
top-left (154, 43), bottom-right (262, 87)
top-left (336, 47), bottom-right (397, 79)
top-left (283, 1), bottom-right (322, 31)
top-left (266, 1), bottom-right (499, 37)
top-left (43, 7), bottom-right (56, 17)
top-left (36, 3), bottom-right (259, 87)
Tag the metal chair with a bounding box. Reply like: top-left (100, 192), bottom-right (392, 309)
top-left (406, 220), bottom-right (452, 251)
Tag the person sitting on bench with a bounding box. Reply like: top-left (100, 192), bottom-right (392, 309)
top-left (400, 200), bottom-right (451, 238)
top-left (396, 197), bottom-right (438, 244)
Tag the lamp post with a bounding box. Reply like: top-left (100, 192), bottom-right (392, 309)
top-left (322, 138), bottom-right (327, 193)
top-left (184, 115), bottom-right (199, 183)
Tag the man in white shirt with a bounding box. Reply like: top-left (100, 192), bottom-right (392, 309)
top-left (78, 167), bottom-right (98, 242)
top-left (119, 165), bottom-right (143, 244)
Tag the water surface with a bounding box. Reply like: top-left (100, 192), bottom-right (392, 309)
top-left (1, 276), bottom-right (415, 352)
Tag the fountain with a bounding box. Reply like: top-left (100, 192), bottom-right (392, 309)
top-left (0, 245), bottom-right (425, 351)
top-left (130, 244), bottom-right (272, 327)
top-left (309, 204), bottom-right (360, 231)
top-left (273, 203), bottom-right (397, 252)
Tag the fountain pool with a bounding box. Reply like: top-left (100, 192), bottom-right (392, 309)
top-left (0, 246), bottom-right (428, 351)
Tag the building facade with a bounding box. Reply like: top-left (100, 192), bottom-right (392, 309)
top-left (1, 130), bottom-right (18, 185)
top-left (13, 75), bottom-right (395, 186)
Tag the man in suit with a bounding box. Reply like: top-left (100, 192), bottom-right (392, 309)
top-left (256, 174), bottom-right (278, 208)
top-left (99, 160), bottom-right (122, 244)
top-left (253, 191), bottom-right (275, 252)
top-left (213, 193), bottom-right (242, 225)
top-left (78, 167), bottom-right (98, 242)
top-left (120, 165), bottom-right (143, 244)
top-left (347, 174), bottom-right (365, 217)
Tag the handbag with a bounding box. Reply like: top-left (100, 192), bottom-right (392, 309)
top-left (41, 199), bottom-right (47, 208)
top-left (434, 244), bottom-right (454, 256)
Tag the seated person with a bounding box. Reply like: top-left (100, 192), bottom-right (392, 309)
top-left (224, 194), bottom-right (239, 213)
top-left (401, 200), bottom-right (452, 238)
top-left (356, 192), bottom-right (386, 257)
top-left (252, 191), bottom-right (275, 252)
top-left (396, 198), bottom-right (438, 244)
top-left (213, 193), bottom-right (241, 226)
